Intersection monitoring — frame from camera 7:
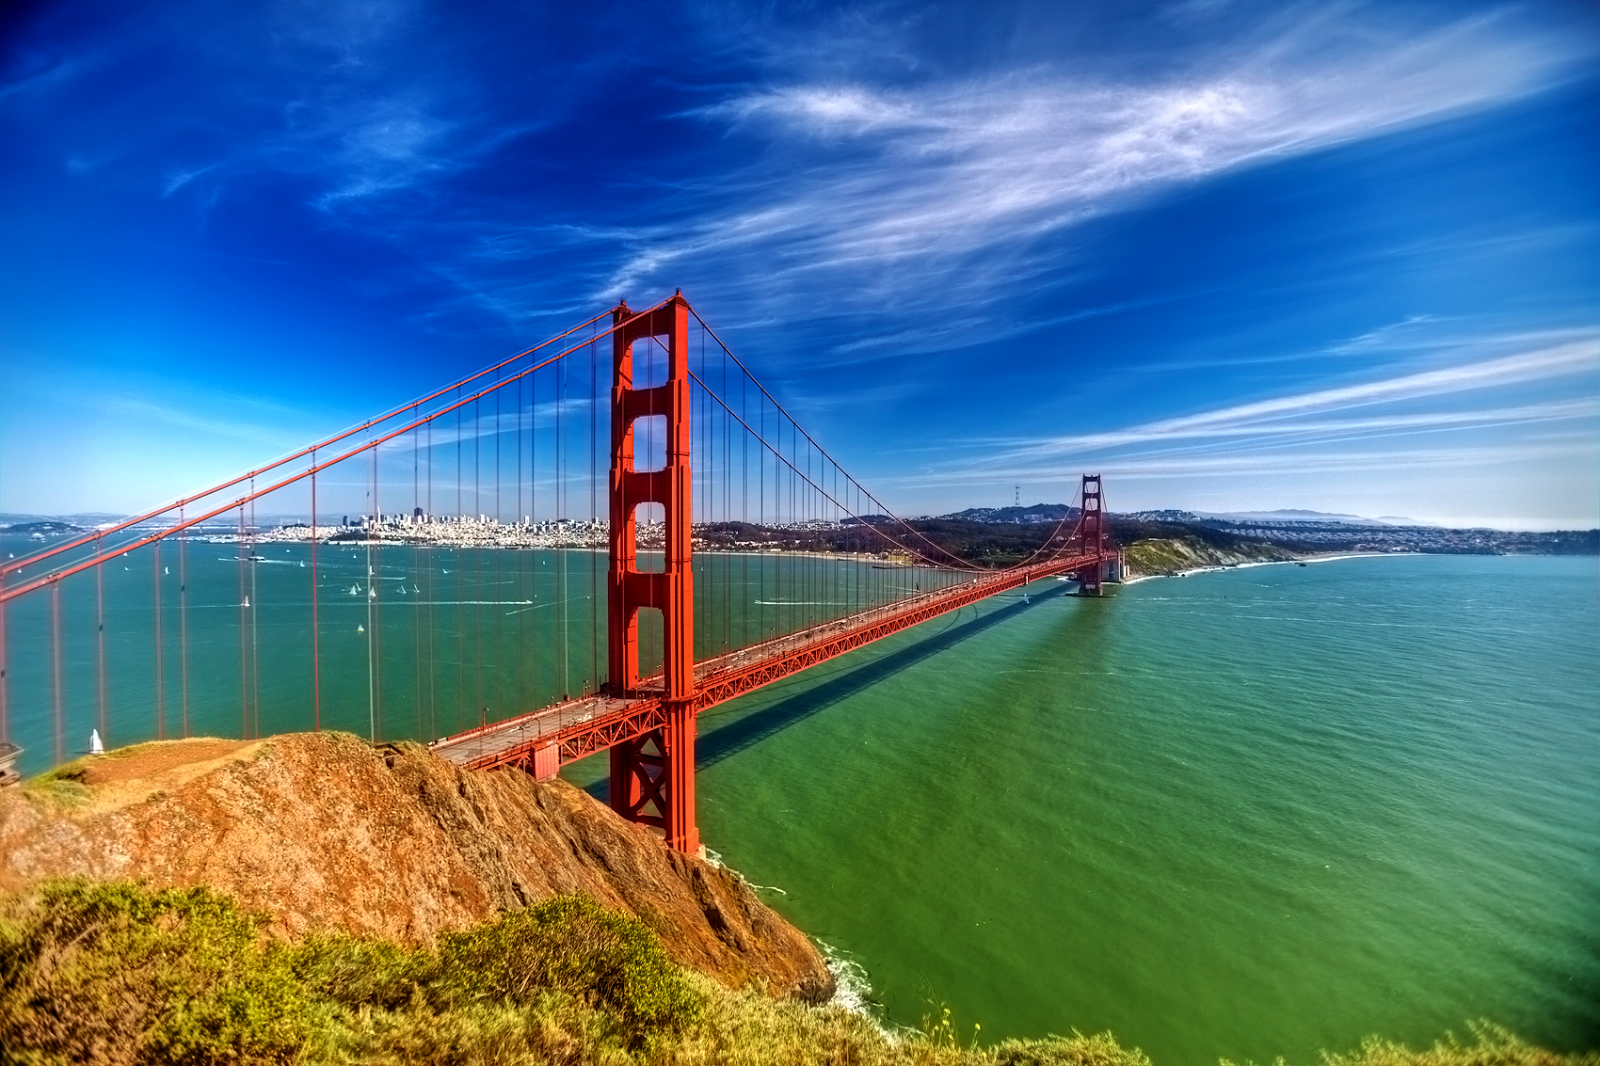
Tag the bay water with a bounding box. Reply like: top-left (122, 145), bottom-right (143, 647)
top-left (4, 543), bottom-right (1595, 1060)
top-left (585, 554), bottom-right (1597, 1062)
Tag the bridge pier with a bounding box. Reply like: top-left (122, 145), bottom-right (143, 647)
top-left (605, 295), bottom-right (700, 854)
top-left (608, 706), bottom-right (697, 852)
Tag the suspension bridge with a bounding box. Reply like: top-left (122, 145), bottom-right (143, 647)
top-left (0, 293), bottom-right (1120, 851)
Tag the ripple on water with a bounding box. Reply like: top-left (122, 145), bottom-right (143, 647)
top-left (684, 555), bottom-right (1600, 1063)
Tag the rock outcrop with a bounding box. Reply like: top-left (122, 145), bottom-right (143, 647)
top-left (0, 732), bottom-right (833, 1002)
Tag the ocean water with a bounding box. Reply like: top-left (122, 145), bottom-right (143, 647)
top-left (587, 554), bottom-right (1594, 1062)
top-left (5, 545), bottom-right (1596, 1060)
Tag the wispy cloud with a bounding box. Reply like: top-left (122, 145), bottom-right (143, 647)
top-left (945, 336), bottom-right (1598, 468)
top-left (603, 7), bottom-right (1591, 341)
top-left (162, 162), bottom-right (224, 197)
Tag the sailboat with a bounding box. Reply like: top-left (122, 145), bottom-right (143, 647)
top-left (242, 596), bottom-right (250, 608)
top-left (89, 729), bottom-right (105, 755)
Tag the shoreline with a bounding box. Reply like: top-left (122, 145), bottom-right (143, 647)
top-left (1124, 550), bottom-right (1422, 584)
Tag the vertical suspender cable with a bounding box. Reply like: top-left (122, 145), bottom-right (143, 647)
top-left (741, 365), bottom-right (748, 653)
top-left (373, 450), bottom-right (382, 738)
top-left (249, 488), bottom-right (260, 738)
top-left (516, 369), bottom-right (524, 706)
top-left (557, 352), bottom-right (567, 697)
top-left (426, 416), bottom-right (437, 739)
top-left (367, 448), bottom-right (377, 742)
top-left (474, 393), bottom-right (482, 719)
top-left (456, 395), bottom-right (464, 729)
top-left (51, 583), bottom-right (63, 763)
top-left (178, 512), bottom-right (189, 737)
top-left (238, 505), bottom-right (248, 737)
top-left (494, 378), bottom-right (503, 715)
top-left (414, 428), bottom-right (423, 740)
top-left (590, 337), bottom-right (598, 692)
top-left (0, 570), bottom-right (7, 745)
top-left (310, 458), bottom-right (320, 731)
top-left (537, 350), bottom-right (544, 698)
top-left (153, 540), bottom-right (163, 739)
top-left (95, 535), bottom-right (106, 744)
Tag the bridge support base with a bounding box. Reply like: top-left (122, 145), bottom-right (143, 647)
top-left (606, 704), bottom-right (698, 852)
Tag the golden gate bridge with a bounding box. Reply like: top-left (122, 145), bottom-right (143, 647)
top-left (0, 293), bottom-right (1119, 851)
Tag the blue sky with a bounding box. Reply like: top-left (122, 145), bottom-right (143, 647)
top-left (1, 0), bottom-right (1595, 529)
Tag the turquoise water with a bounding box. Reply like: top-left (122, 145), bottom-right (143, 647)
top-left (575, 554), bottom-right (1596, 1062)
top-left (0, 536), bottom-right (960, 769)
top-left (6, 545), bottom-right (1596, 1060)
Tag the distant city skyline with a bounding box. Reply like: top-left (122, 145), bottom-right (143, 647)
top-left (1, 1), bottom-right (1595, 530)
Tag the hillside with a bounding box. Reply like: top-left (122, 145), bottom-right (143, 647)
top-left (0, 731), bottom-right (832, 1002)
top-left (1122, 535), bottom-right (1298, 577)
top-left (0, 737), bottom-right (1587, 1065)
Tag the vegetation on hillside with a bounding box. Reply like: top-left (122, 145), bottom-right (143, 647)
top-left (1121, 535), bottom-right (1297, 577)
top-left (694, 513), bottom-right (1316, 570)
top-left (1, 879), bottom-right (1590, 1066)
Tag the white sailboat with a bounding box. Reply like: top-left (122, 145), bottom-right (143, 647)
top-left (89, 729), bottom-right (105, 755)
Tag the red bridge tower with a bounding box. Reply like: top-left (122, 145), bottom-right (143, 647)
top-left (605, 295), bottom-right (699, 854)
top-left (1078, 473), bottom-right (1105, 596)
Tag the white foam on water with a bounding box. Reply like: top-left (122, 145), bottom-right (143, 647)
top-left (710, 851), bottom-right (890, 1030)
top-left (817, 940), bottom-right (880, 1019)
top-left (1129, 551), bottom-right (1420, 584)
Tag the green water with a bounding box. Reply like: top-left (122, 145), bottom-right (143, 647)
top-left (573, 554), bottom-right (1596, 1062)
top-left (0, 536), bottom-right (961, 767)
top-left (5, 545), bottom-right (1596, 1060)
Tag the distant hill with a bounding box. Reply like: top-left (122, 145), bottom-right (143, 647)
top-left (938, 503), bottom-right (1076, 524)
top-left (1195, 509), bottom-right (1434, 528)
top-left (0, 520), bottom-right (86, 536)
top-left (1124, 508), bottom-right (1432, 528)
top-left (0, 513), bottom-right (125, 528)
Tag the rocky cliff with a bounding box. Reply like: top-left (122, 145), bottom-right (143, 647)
top-left (0, 731), bottom-right (833, 1002)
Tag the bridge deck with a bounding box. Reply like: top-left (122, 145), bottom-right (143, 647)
top-left (431, 552), bottom-right (1104, 772)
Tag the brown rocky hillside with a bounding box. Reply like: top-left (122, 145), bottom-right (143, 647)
top-left (0, 731), bottom-right (832, 1002)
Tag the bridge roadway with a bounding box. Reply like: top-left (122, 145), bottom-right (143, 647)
top-left (430, 551), bottom-right (1105, 774)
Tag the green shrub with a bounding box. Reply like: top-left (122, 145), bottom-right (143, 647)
top-left (287, 929), bottom-right (435, 1011)
top-left (1, 879), bottom-right (1589, 1066)
top-left (0, 878), bottom-right (319, 1065)
top-left (435, 894), bottom-right (705, 1041)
